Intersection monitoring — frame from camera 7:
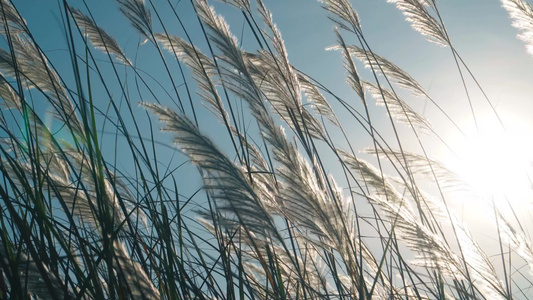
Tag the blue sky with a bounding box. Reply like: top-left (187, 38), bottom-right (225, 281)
top-left (15, 0), bottom-right (533, 129)
top-left (12, 0), bottom-right (533, 212)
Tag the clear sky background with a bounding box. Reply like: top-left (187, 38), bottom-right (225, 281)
top-left (15, 0), bottom-right (533, 138)
top-left (12, 0), bottom-right (533, 211)
top-left (11, 0), bottom-right (533, 219)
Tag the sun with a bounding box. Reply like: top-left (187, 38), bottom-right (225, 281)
top-left (450, 122), bottom-right (533, 208)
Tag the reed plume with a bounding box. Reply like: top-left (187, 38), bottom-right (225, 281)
top-left (0, 0), bottom-right (531, 298)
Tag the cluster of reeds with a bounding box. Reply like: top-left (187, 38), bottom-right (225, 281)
top-left (0, 0), bottom-right (532, 299)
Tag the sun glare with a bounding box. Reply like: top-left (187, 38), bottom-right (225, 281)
top-left (451, 123), bottom-right (533, 207)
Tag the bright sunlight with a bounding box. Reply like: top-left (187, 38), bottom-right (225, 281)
top-left (451, 120), bottom-right (533, 207)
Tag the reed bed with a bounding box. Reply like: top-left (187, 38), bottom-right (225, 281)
top-left (0, 0), bottom-right (532, 299)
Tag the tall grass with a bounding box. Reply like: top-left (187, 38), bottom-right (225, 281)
top-left (0, 0), bottom-right (532, 299)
